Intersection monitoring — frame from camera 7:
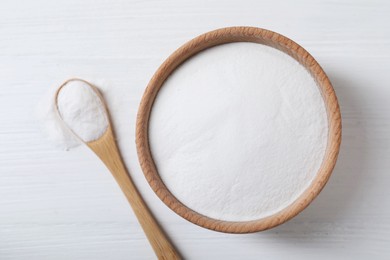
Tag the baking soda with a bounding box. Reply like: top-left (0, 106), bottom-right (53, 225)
top-left (57, 80), bottom-right (108, 142)
top-left (36, 80), bottom-right (108, 149)
top-left (149, 43), bottom-right (328, 221)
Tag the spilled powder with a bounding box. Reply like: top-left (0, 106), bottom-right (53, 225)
top-left (149, 43), bottom-right (328, 221)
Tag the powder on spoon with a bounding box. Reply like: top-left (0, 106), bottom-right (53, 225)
top-left (56, 80), bottom-right (108, 143)
top-left (149, 43), bottom-right (328, 221)
top-left (36, 79), bottom-right (108, 149)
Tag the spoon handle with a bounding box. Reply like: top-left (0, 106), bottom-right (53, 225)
top-left (88, 128), bottom-right (181, 260)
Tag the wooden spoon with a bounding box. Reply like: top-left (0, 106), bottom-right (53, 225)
top-left (54, 79), bottom-right (181, 260)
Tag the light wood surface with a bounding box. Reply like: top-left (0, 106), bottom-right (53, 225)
top-left (136, 27), bottom-right (342, 233)
top-left (1, 0), bottom-right (390, 259)
top-left (87, 128), bottom-right (181, 260)
top-left (55, 80), bottom-right (181, 260)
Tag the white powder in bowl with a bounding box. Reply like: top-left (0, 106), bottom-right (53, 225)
top-left (149, 43), bottom-right (328, 222)
top-left (56, 80), bottom-right (108, 143)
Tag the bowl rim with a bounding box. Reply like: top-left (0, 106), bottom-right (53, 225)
top-left (135, 26), bottom-right (342, 233)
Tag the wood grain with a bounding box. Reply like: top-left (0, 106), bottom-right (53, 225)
top-left (136, 27), bottom-right (342, 233)
top-left (1, 0), bottom-right (389, 258)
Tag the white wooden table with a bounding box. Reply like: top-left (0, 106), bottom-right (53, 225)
top-left (1, 0), bottom-right (389, 259)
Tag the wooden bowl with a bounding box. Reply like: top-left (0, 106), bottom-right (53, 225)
top-left (136, 27), bottom-right (341, 233)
